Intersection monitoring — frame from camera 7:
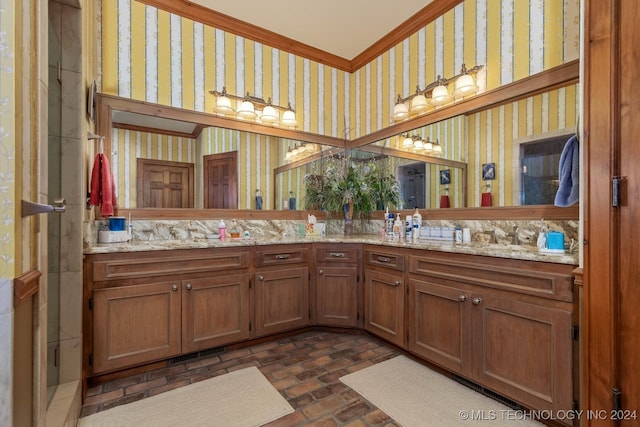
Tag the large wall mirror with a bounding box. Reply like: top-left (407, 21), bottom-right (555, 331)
top-left (95, 60), bottom-right (579, 219)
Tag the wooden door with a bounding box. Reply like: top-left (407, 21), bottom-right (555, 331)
top-left (204, 151), bottom-right (238, 209)
top-left (182, 274), bottom-right (251, 353)
top-left (363, 269), bottom-right (404, 347)
top-left (136, 158), bottom-right (194, 208)
top-left (471, 293), bottom-right (573, 415)
top-left (584, 0), bottom-right (640, 422)
top-left (316, 266), bottom-right (358, 327)
top-left (407, 278), bottom-right (471, 376)
top-left (92, 282), bottom-right (181, 374)
top-left (254, 267), bottom-right (309, 337)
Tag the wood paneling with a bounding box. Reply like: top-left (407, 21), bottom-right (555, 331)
top-left (315, 266), bottom-right (359, 327)
top-left (13, 269), bottom-right (41, 308)
top-left (583, 0), bottom-right (617, 421)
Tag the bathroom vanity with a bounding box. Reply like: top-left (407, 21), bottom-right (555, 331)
top-left (83, 234), bottom-right (577, 423)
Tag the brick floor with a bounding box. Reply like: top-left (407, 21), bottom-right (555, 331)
top-left (80, 331), bottom-right (402, 426)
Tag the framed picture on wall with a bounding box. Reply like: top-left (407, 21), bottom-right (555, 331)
top-left (439, 169), bottom-right (451, 185)
top-left (482, 163), bottom-right (495, 180)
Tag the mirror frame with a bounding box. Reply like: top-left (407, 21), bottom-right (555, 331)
top-left (96, 59), bottom-right (579, 221)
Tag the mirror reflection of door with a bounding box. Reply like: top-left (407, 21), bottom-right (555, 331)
top-left (136, 158), bottom-right (194, 208)
top-left (204, 151), bottom-right (238, 209)
top-left (398, 162), bottom-right (426, 209)
top-left (520, 136), bottom-right (567, 205)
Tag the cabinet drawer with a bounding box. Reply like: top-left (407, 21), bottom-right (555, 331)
top-left (315, 245), bottom-right (359, 263)
top-left (254, 245), bottom-right (309, 267)
top-left (364, 249), bottom-right (405, 271)
top-left (91, 250), bottom-right (249, 282)
top-left (408, 253), bottom-right (574, 302)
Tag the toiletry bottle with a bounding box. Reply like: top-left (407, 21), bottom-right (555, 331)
top-left (384, 207), bottom-right (390, 239)
top-left (218, 219), bottom-right (226, 240)
top-left (386, 213), bottom-right (395, 241)
top-left (412, 208), bottom-right (422, 242)
top-left (393, 214), bottom-right (403, 242)
top-left (230, 219), bottom-right (240, 238)
top-left (405, 215), bottom-right (413, 241)
top-left (455, 226), bottom-right (463, 244)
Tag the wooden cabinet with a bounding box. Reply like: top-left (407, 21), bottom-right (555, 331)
top-left (254, 245), bottom-right (310, 337)
top-left (314, 244), bottom-right (360, 327)
top-left (407, 279), bottom-right (471, 376)
top-left (182, 274), bottom-right (251, 354)
top-left (407, 250), bottom-right (575, 420)
top-left (84, 248), bottom-right (250, 376)
top-left (92, 281), bottom-right (182, 374)
top-left (363, 246), bottom-right (405, 347)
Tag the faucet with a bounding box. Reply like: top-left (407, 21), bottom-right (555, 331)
top-left (482, 230), bottom-right (497, 244)
top-left (507, 225), bottom-right (519, 245)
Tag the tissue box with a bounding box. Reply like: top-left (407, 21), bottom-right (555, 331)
top-left (305, 222), bottom-right (325, 238)
top-left (98, 230), bottom-right (130, 243)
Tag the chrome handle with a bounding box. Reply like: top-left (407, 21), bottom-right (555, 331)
top-left (392, 280), bottom-right (401, 287)
top-left (319, 269), bottom-right (323, 275)
top-left (21, 198), bottom-right (66, 217)
top-left (330, 252), bottom-right (345, 258)
top-left (171, 284), bottom-right (179, 292)
top-left (472, 297), bottom-right (483, 306)
top-left (275, 254), bottom-right (290, 260)
top-left (185, 283), bottom-right (192, 290)
top-left (458, 294), bottom-right (467, 302)
top-left (258, 275), bottom-right (264, 281)
top-left (377, 256), bottom-right (391, 263)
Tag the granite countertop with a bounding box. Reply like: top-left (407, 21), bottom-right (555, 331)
top-left (84, 234), bottom-right (578, 265)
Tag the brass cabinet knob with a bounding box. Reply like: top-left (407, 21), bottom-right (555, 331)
top-left (472, 297), bottom-right (483, 306)
top-left (172, 284), bottom-right (178, 292)
top-left (458, 294), bottom-right (467, 302)
top-left (185, 283), bottom-right (192, 290)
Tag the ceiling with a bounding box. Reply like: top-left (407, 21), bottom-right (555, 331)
top-left (188, 0), bottom-right (433, 60)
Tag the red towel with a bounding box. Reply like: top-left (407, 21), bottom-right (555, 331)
top-left (440, 195), bottom-right (450, 208)
top-left (89, 153), bottom-right (116, 216)
top-left (481, 192), bottom-right (492, 207)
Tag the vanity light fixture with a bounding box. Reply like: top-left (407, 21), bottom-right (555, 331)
top-left (453, 64), bottom-right (479, 97)
top-left (392, 95), bottom-right (410, 121)
top-left (392, 63), bottom-right (484, 121)
top-left (429, 76), bottom-right (452, 106)
top-left (209, 87), bottom-right (297, 127)
top-left (284, 142), bottom-right (317, 163)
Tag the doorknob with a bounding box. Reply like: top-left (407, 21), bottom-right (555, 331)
top-left (21, 198), bottom-right (66, 217)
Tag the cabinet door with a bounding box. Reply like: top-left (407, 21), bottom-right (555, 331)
top-left (255, 267), bottom-right (309, 337)
top-left (407, 278), bottom-right (472, 376)
top-left (316, 266), bottom-right (358, 327)
top-left (182, 273), bottom-right (251, 354)
top-left (471, 294), bottom-right (573, 414)
top-left (364, 269), bottom-right (404, 346)
top-left (92, 282), bottom-right (181, 374)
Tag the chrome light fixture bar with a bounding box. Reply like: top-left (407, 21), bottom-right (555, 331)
top-left (209, 87), bottom-right (297, 128)
top-left (392, 64), bottom-right (484, 121)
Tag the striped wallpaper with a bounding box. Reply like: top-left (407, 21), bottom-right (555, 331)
top-left (101, 0), bottom-right (580, 209)
top-left (467, 84), bottom-right (578, 207)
